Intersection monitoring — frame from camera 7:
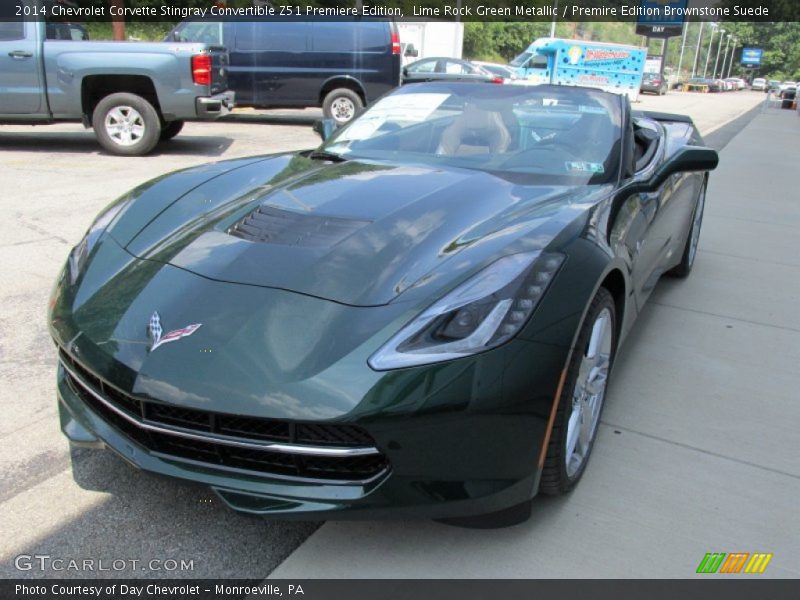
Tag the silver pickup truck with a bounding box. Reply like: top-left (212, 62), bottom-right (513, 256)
top-left (0, 20), bottom-right (233, 156)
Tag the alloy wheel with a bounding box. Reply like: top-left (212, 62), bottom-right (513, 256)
top-left (565, 307), bottom-right (613, 477)
top-left (105, 106), bottom-right (146, 147)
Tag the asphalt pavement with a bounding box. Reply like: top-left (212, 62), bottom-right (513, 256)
top-left (1, 91), bottom-right (792, 579)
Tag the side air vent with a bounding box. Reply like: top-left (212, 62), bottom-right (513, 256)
top-left (228, 205), bottom-right (369, 247)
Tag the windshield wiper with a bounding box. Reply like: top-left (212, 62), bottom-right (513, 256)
top-left (307, 150), bottom-right (348, 163)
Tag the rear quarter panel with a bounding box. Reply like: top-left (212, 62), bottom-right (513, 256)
top-left (41, 41), bottom-right (215, 118)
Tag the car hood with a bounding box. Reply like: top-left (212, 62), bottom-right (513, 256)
top-left (117, 154), bottom-right (608, 307)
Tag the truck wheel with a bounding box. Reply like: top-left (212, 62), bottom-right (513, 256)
top-left (92, 93), bottom-right (161, 156)
top-left (160, 120), bottom-right (184, 142)
top-left (322, 88), bottom-right (363, 125)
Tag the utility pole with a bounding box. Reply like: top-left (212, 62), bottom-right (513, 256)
top-left (727, 38), bottom-right (737, 78)
top-left (703, 24), bottom-right (717, 78)
top-left (720, 34), bottom-right (731, 80)
top-left (550, 0), bottom-right (557, 38)
top-left (712, 29), bottom-right (725, 79)
top-left (676, 23), bottom-right (688, 81)
top-left (691, 21), bottom-right (704, 78)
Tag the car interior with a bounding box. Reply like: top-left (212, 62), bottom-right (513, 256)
top-left (632, 120), bottom-right (660, 172)
top-left (437, 104), bottom-right (513, 155)
top-left (327, 88), bottom-right (626, 184)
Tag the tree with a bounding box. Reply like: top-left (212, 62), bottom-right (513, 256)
top-left (108, 0), bottom-right (125, 41)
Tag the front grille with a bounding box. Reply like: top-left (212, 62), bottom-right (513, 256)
top-left (296, 423), bottom-right (374, 446)
top-left (59, 350), bottom-right (388, 482)
top-left (145, 403), bottom-right (212, 432)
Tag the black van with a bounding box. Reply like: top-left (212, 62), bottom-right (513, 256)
top-left (167, 20), bottom-right (402, 124)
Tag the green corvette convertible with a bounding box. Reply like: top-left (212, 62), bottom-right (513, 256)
top-left (49, 83), bottom-right (717, 525)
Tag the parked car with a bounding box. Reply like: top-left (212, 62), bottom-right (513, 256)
top-left (471, 61), bottom-right (519, 82)
top-left (403, 57), bottom-right (498, 84)
top-left (724, 78), bottom-right (746, 91)
top-left (767, 80), bottom-right (781, 93)
top-left (50, 82), bottom-right (718, 525)
top-left (166, 20), bottom-right (402, 125)
top-left (640, 72), bottom-right (668, 95)
top-left (751, 77), bottom-right (766, 91)
top-left (0, 20), bottom-right (232, 155)
top-left (686, 77), bottom-right (721, 93)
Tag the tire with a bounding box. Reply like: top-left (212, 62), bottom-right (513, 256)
top-left (160, 120), bottom-right (184, 142)
top-left (540, 288), bottom-right (617, 496)
top-left (668, 181), bottom-right (706, 278)
top-left (92, 93), bottom-right (161, 156)
top-left (322, 88), bottom-right (363, 125)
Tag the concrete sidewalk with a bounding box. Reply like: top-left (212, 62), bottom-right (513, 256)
top-left (269, 109), bottom-right (800, 578)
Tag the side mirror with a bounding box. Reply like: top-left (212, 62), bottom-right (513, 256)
top-left (651, 146), bottom-right (718, 189)
top-left (406, 45), bottom-right (419, 58)
top-left (312, 118), bottom-right (338, 141)
top-left (623, 146), bottom-right (718, 195)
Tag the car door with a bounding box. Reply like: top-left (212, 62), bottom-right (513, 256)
top-left (434, 59), bottom-right (487, 82)
top-left (404, 58), bottom-right (438, 83)
top-left (0, 21), bottom-right (43, 114)
top-left (611, 122), bottom-right (671, 306)
top-left (232, 21), bottom-right (309, 107)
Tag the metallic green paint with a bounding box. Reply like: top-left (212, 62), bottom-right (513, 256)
top-left (49, 95), bottom-right (717, 518)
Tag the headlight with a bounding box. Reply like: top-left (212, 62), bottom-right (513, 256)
top-left (368, 250), bottom-right (564, 370)
top-left (67, 199), bottom-right (128, 285)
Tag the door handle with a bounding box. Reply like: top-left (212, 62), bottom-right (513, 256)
top-left (8, 50), bottom-right (33, 59)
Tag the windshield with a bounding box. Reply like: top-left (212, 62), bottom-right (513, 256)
top-left (171, 21), bottom-right (223, 44)
top-left (481, 64), bottom-right (507, 77)
top-left (509, 52), bottom-right (532, 67)
top-left (321, 83), bottom-right (622, 185)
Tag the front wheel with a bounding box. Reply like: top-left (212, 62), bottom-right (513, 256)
top-left (92, 92), bottom-right (161, 156)
top-left (322, 88), bottom-right (363, 125)
top-left (540, 288), bottom-right (617, 495)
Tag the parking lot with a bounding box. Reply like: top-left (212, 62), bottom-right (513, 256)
top-left (1, 89), bottom-right (797, 579)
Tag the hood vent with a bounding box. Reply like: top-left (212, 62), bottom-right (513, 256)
top-left (228, 205), bottom-right (370, 248)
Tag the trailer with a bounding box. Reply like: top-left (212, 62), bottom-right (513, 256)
top-left (397, 22), bottom-right (464, 66)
